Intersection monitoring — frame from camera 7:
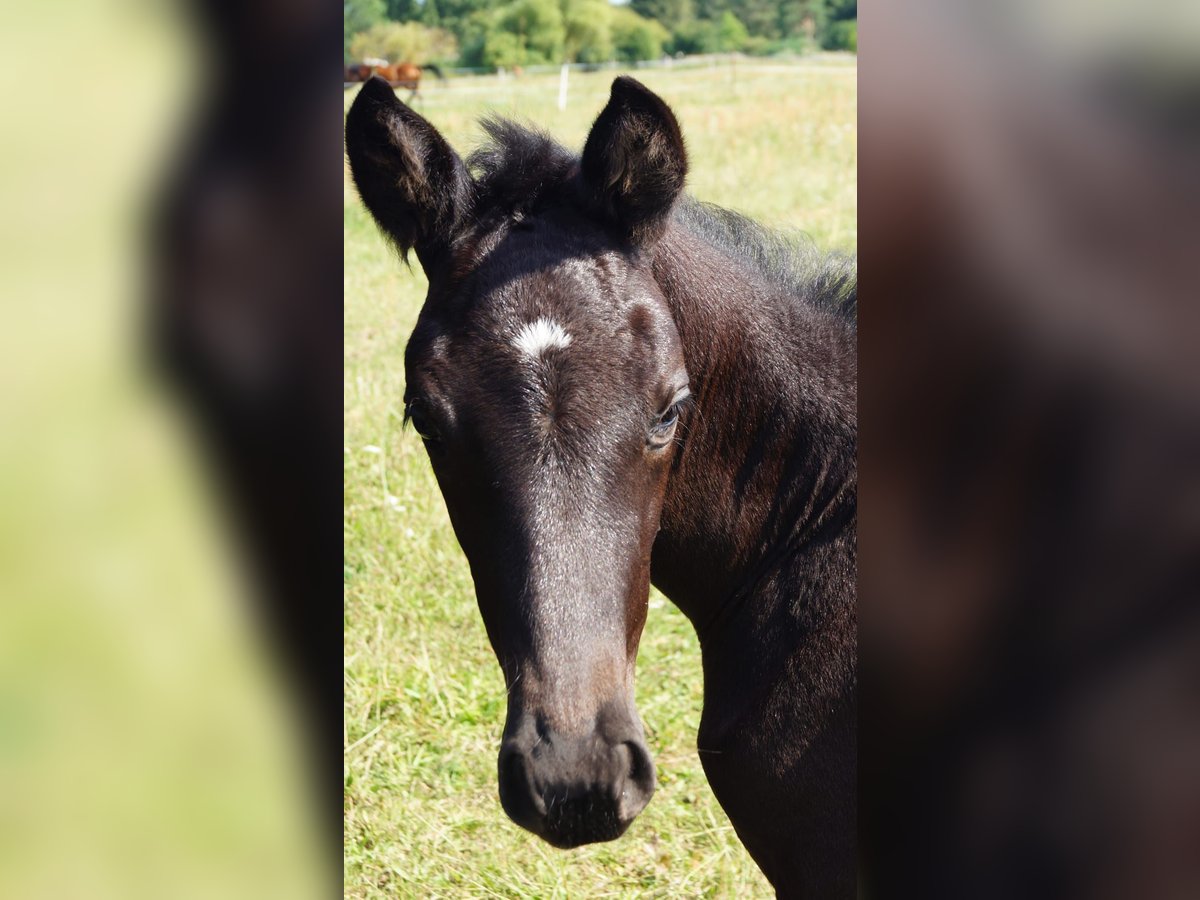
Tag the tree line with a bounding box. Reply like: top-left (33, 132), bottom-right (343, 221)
top-left (344, 0), bottom-right (855, 70)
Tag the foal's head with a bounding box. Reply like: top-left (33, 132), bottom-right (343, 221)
top-left (348, 75), bottom-right (693, 847)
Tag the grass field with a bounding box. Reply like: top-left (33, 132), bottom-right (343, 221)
top-left (344, 57), bottom-right (856, 898)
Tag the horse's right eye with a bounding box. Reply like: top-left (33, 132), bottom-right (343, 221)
top-left (404, 399), bottom-right (440, 443)
top-left (647, 387), bottom-right (690, 450)
top-left (647, 406), bottom-right (680, 449)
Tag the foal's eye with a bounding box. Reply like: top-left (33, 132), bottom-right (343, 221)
top-left (647, 388), bottom-right (689, 450)
top-left (404, 399), bottom-right (440, 443)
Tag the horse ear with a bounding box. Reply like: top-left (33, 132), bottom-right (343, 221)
top-left (581, 77), bottom-right (688, 247)
top-left (345, 76), bottom-right (471, 271)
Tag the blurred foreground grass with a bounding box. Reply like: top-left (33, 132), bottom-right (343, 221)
top-left (344, 58), bottom-right (856, 898)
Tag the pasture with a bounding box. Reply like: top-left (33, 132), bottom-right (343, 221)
top-left (344, 57), bottom-right (856, 898)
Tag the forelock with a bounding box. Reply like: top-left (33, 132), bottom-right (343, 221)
top-left (467, 119), bottom-right (580, 221)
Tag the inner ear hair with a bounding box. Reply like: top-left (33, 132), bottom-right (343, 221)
top-left (345, 76), bottom-right (472, 270)
top-left (581, 77), bottom-right (688, 247)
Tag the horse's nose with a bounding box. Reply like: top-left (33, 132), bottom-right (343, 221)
top-left (497, 728), bottom-right (656, 848)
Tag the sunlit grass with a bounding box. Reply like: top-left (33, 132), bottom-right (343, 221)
top-left (344, 57), bottom-right (855, 898)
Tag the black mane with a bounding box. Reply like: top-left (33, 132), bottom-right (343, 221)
top-left (467, 119), bottom-right (857, 323)
top-left (675, 198), bottom-right (858, 323)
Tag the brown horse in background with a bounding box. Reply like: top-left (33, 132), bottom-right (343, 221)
top-left (344, 61), bottom-right (443, 101)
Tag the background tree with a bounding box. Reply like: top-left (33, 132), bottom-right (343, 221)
top-left (693, 0), bottom-right (730, 23)
top-left (716, 10), bottom-right (749, 50)
top-left (349, 21), bottom-right (460, 64)
top-left (347, 0), bottom-right (855, 67)
top-left (345, 0), bottom-right (387, 57)
top-left (434, 0), bottom-right (495, 29)
top-left (562, 0), bottom-right (614, 63)
top-left (489, 0), bottom-right (566, 66)
top-left (420, 0), bottom-right (442, 27)
top-left (727, 0), bottom-right (780, 40)
top-left (819, 0), bottom-right (856, 50)
top-left (610, 6), bottom-right (670, 62)
top-left (826, 0), bottom-right (856, 21)
top-left (776, 0), bottom-right (821, 45)
top-left (480, 30), bottom-right (525, 68)
top-left (630, 0), bottom-right (694, 37)
top-left (385, 0), bottom-right (419, 20)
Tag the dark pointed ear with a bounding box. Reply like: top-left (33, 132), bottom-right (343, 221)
top-left (581, 77), bottom-right (688, 247)
top-left (345, 76), bottom-right (471, 272)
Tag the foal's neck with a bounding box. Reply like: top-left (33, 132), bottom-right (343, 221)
top-left (648, 218), bottom-right (857, 645)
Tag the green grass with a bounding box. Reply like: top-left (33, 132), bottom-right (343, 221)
top-left (344, 58), bottom-right (856, 898)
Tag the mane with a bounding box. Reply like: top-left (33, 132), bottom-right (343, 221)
top-left (466, 119), bottom-right (857, 323)
top-left (675, 198), bottom-right (858, 323)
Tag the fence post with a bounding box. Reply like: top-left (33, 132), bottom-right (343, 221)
top-left (558, 63), bottom-right (569, 111)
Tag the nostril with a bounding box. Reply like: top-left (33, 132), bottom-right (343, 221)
top-left (498, 744), bottom-right (546, 829)
top-left (625, 740), bottom-right (654, 788)
top-left (615, 740), bottom-right (656, 821)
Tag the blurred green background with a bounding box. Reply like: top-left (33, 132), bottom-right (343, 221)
top-left (344, 0), bottom-right (857, 69)
top-left (0, 3), bottom-right (326, 898)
